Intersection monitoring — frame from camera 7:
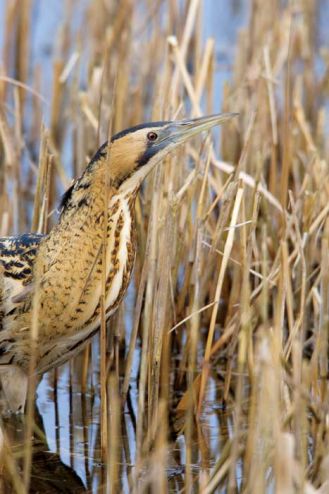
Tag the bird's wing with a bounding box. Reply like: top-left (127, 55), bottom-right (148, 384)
top-left (0, 233), bottom-right (45, 317)
top-left (0, 233), bottom-right (44, 284)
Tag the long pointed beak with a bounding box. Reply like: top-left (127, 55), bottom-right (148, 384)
top-left (164, 112), bottom-right (238, 145)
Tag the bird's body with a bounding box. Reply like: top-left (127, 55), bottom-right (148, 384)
top-left (0, 156), bottom-right (137, 375)
top-left (0, 113), bottom-right (236, 412)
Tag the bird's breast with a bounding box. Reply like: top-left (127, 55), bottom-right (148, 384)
top-left (66, 192), bottom-right (137, 331)
top-left (103, 193), bottom-right (136, 315)
top-left (31, 192), bottom-right (137, 338)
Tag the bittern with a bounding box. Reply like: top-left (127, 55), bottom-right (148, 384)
top-left (0, 113), bottom-right (236, 413)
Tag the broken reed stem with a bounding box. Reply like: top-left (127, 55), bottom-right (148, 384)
top-left (198, 183), bottom-right (244, 413)
top-left (31, 127), bottom-right (49, 232)
top-left (280, 13), bottom-right (293, 208)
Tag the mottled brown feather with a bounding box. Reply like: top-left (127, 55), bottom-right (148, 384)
top-left (0, 152), bottom-right (140, 373)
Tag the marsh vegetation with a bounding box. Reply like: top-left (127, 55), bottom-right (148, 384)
top-left (1, 0), bottom-right (329, 492)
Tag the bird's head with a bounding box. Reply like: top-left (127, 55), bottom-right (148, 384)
top-left (105, 113), bottom-right (237, 191)
top-left (59, 113), bottom-right (237, 215)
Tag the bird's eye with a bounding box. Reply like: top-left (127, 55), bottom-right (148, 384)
top-left (147, 131), bottom-right (158, 142)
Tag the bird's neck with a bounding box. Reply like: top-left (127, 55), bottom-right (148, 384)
top-left (59, 159), bottom-right (108, 218)
top-left (59, 157), bottom-right (140, 223)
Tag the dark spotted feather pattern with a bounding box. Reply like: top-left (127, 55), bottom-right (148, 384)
top-left (0, 234), bottom-right (44, 285)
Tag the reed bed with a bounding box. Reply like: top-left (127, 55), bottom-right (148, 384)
top-left (1, 0), bottom-right (329, 492)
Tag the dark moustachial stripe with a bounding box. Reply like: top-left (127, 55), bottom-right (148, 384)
top-left (137, 139), bottom-right (168, 167)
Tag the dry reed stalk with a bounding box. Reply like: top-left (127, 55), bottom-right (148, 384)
top-left (199, 183), bottom-right (244, 412)
top-left (1, 426), bottom-right (26, 494)
top-left (22, 269), bottom-right (40, 490)
top-left (107, 372), bottom-right (120, 492)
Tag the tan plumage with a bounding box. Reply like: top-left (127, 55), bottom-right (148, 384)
top-left (0, 113), bottom-right (236, 412)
